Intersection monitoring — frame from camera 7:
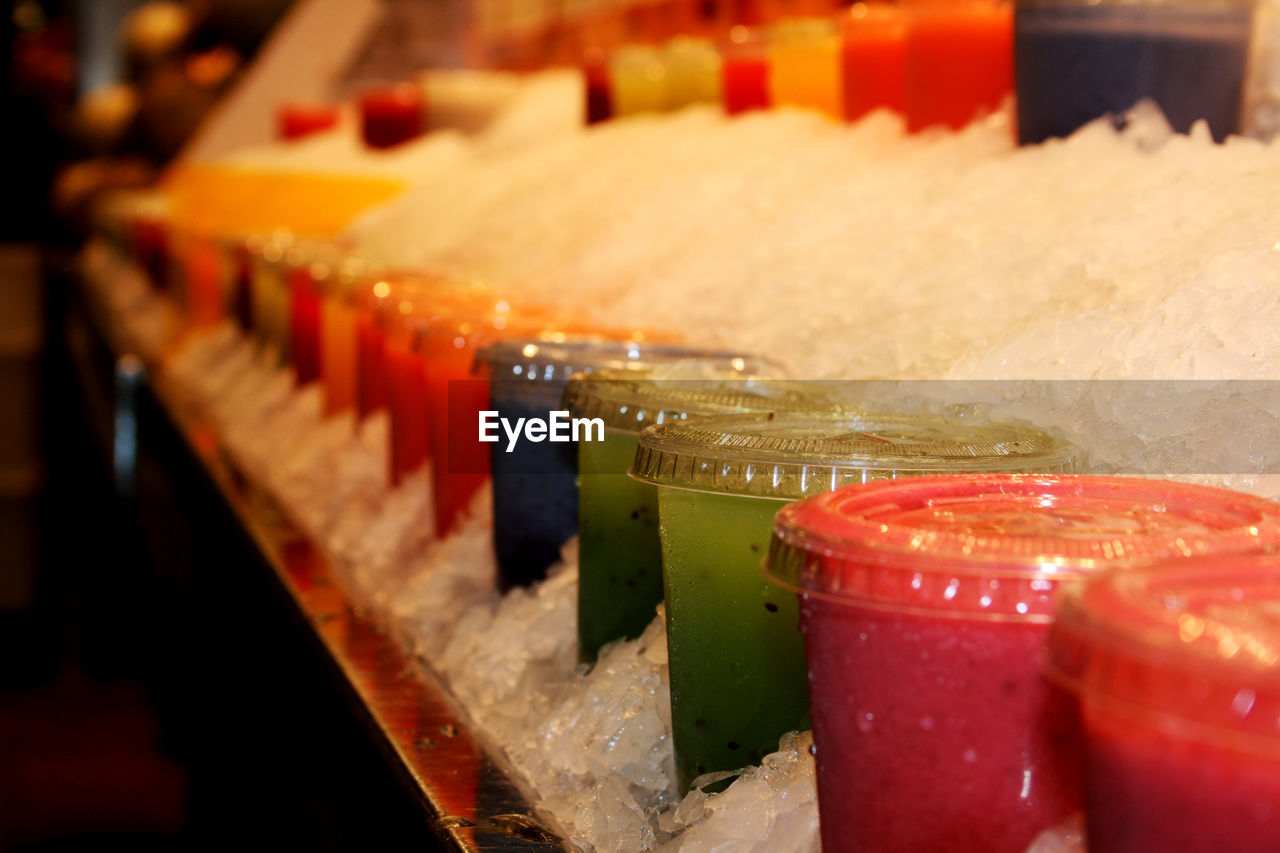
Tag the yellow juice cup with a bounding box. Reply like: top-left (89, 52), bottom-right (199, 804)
top-left (768, 17), bottom-right (845, 119)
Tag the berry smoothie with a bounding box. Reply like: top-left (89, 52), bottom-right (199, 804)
top-left (770, 474), bottom-right (1280, 853)
top-left (1048, 553), bottom-right (1280, 852)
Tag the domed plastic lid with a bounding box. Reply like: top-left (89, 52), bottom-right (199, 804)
top-left (632, 412), bottom-right (1076, 500)
top-left (767, 474), bottom-right (1280, 622)
top-left (1047, 553), bottom-right (1280, 754)
top-left (475, 337), bottom-right (753, 386)
top-left (561, 363), bottom-right (796, 433)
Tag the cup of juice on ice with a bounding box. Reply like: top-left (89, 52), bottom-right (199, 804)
top-left (609, 45), bottom-right (669, 117)
top-left (767, 473), bottom-right (1280, 853)
top-left (638, 413), bottom-right (1076, 793)
top-left (246, 231), bottom-right (294, 366)
top-left (662, 36), bottom-right (723, 110)
top-left (418, 299), bottom-right (575, 537)
top-left (1014, 0), bottom-right (1252, 144)
top-left (359, 83), bottom-right (424, 149)
top-left (564, 365), bottom-right (806, 663)
top-left (1047, 552), bottom-right (1280, 852)
top-left (478, 338), bottom-right (781, 591)
top-left (905, 0), bottom-right (1013, 132)
top-left (768, 18), bottom-right (845, 120)
top-left (721, 26), bottom-right (772, 115)
top-left (176, 231), bottom-right (225, 328)
top-left (383, 279), bottom-right (491, 487)
top-left (319, 256), bottom-right (381, 417)
top-left (354, 275), bottom-right (399, 422)
top-left (583, 46), bottom-right (614, 125)
top-left (841, 3), bottom-right (908, 121)
top-left (285, 241), bottom-right (337, 388)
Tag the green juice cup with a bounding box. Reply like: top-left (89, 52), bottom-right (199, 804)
top-left (564, 367), bottom-right (804, 663)
top-left (630, 412), bottom-right (1079, 792)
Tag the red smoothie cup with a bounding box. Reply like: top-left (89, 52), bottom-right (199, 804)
top-left (285, 243), bottom-right (338, 388)
top-left (359, 83), bottom-right (425, 149)
top-left (767, 474), bottom-right (1280, 853)
top-left (277, 102), bottom-right (340, 141)
top-left (380, 279), bottom-right (492, 488)
top-left (841, 3), bottom-right (907, 121)
top-left (720, 26), bottom-right (772, 116)
top-left (904, 0), bottom-right (1013, 132)
top-left (1047, 552), bottom-right (1280, 853)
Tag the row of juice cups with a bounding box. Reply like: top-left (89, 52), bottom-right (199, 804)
top-left (589, 4), bottom-right (1012, 132)
top-left (102, 216), bottom-right (1280, 851)
top-left (591, 0), bottom-right (1255, 142)
top-left (491, 345), bottom-right (1280, 853)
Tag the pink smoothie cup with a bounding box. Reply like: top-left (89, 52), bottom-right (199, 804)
top-left (766, 473), bottom-right (1280, 853)
top-left (1047, 551), bottom-right (1280, 853)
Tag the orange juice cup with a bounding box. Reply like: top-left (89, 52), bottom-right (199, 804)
top-left (768, 17), bottom-right (845, 119)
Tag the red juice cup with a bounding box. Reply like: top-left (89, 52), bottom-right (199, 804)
top-left (905, 0), bottom-right (1013, 132)
top-left (637, 414), bottom-right (1077, 793)
top-left (583, 47), bottom-right (614, 125)
top-left (721, 26), bottom-right (772, 115)
top-left (382, 279), bottom-right (490, 487)
top-left (1047, 552), bottom-right (1280, 852)
top-left (277, 101), bottom-right (340, 141)
top-left (841, 3), bottom-right (908, 121)
top-left (359, 83), bottom-right (425, 149)
top-left (285, 244), bottom-right (333, 387)
top-left (767, 474), bottom-right (1280, 853)
top-left (354, 276), bottom-right (398, 422)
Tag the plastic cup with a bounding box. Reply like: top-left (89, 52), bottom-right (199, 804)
top-left (277, 102), bottom-right (340, 141)
top-left (720, 26), bottom-right (772, 115)
top-left (768, 17), bottom-right (845, 120)
top-left (359, 83), bottom-right (425, 149)
top-left (475, 337), bottom-right (741, 591)
top-left (247, 231), bottom-right (293, 367)
top-left (226, 235), bottom-right (255, 334)
top-left (319, 257), bottom-right (382, 417)
top-left (285, 243), bottom-right (334, 388)
top-left (841, 3), bottom-right (908, 121)
top-left (583, 47), bottom-right (614, 125)
top-left (768, 474), bottom-right (1280, 853)
top-left (565, 363), bottom-right (800, 663)
top-left (177, 232), bottom-right (225, 328)
top-left (1014, 0), bottom-right (1252, 144)
top-left (382, 279), bottom-right (491, 488)
top-left (609, 45), bottom-right (668, 117)
top-left (638, 414), bottom-right (1077, 793)
top-left (1047, 552), bottom-right (1280, 852)
top-left (662, 36), bottom-right (723, 110)
top-left (905, 0), bottom-right (1013, 132)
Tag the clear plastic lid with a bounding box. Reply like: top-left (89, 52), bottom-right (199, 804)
top-left (767, 474), bottom-right (1280, 622)
top-left (561, 363), bottom-right (801, 434)
top-left (632, 412), bottom-right (1077, 499)
top-left (475, 337), bottom-right (752, 386)
top-left (1047, 553), bottom-right (1280, 755)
